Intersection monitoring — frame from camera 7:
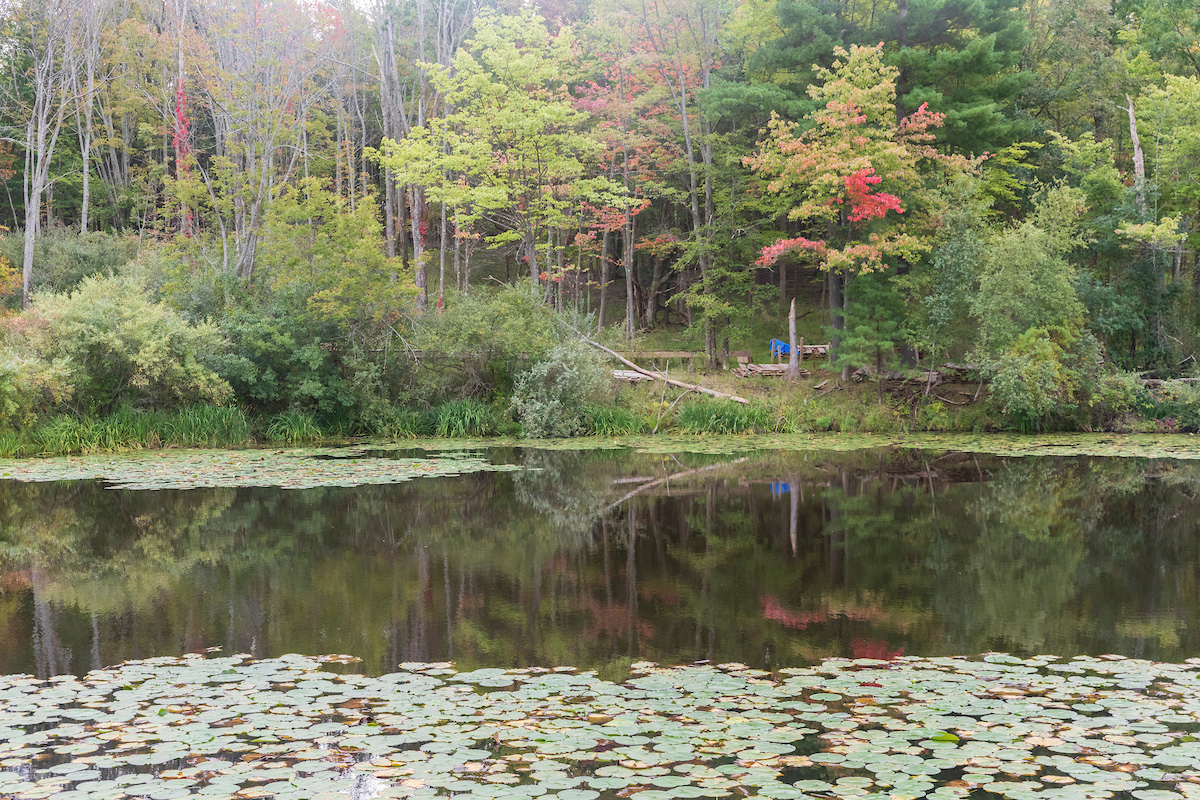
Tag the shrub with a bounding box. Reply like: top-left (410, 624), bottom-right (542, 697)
top-left (1143, 381), bottom-right (1200, 432)
top-left (0, 351), bottom-right (71, 427)
top-left (413, 286), bottom-right (564, 401)
top-left (1087, 372), bottom-right (1149, 431)
top-left (9, 273), bottom-right (230, 414)
top-left (0, 230), bottom-right (139, 303)
top-left (916, 399), bottom-right (952, 431)
top-left (511, 340), bottom-right (607, 438)
top-left (988, 326), bottom-right (1091, 431)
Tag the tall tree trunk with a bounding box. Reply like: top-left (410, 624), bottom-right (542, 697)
top-left (20, 5), bottom-right (74, 307)
top-left (598, 230), bottom-right (609, 331)
top-left (1126, 95), bottom-right (1146, 216)
top-left (787, 299), bottom-right (800, 381)
top-left (828, 270), bottom-right (843, 367)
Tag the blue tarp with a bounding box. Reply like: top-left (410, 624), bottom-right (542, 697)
top-left (769, 338), bottom-right (790, 358)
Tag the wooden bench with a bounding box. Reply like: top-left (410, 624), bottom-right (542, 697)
top-left (729, 350), bottom-right (752, 366)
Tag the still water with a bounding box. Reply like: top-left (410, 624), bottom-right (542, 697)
top-left (0, 445), bottom-right (1197, 678)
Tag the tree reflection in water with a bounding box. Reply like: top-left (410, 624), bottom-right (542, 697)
top-left (1, 447), bottom-right (1198, 677)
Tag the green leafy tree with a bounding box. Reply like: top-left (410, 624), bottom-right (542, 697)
top-left (257, 177), bottom-right (414, 326)
top-left (377, 11), bottom-right (619, 294)
top-left (971, 185), bottom-right (1101, 427)
top-left (906, 178), bottom-right (990, 367)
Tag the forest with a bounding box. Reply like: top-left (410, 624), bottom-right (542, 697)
top-left (0, 0), bottom-right (1198, 446)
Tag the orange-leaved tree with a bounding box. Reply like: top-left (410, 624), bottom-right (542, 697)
top-left (745, 43), bottom-right (977, 369)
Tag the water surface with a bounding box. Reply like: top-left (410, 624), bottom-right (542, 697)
top-left (1, 443), bottom-right (1197, 678)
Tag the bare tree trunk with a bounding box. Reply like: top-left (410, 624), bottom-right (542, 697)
top-left (787, 298), bottom-right (800, 380)
top-left (1126, 94), bottom-right (1146, 216)
top-left (17, 1), bottom-right (77, 307)
top-left (74, 0), bottom-right (107, 233)
top-left (598, 230), bottom-right (609, 332)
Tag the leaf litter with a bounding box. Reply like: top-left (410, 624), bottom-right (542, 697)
top-left (4, 653), bottom-right (1200, 799)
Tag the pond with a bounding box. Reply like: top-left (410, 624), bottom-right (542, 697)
top-left (1, 435), bottom-right (1200, 678)
top-left (3, 434), bottom-right (1200, 800)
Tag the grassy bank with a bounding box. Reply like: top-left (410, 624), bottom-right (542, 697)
top-left (0, 376), bottom-right (997, 459)
top-left (0, 406), bottom-right (324, 458)
top-left (6, 358), bottom-right (1196, 458)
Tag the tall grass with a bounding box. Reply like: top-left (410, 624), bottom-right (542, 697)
top-left (436, 399), bottom-right (494, 437)
top-left (265, 410), bottom-right (324, 444)
top-left (677, 399), bottom-right (773, 434)
top-left (584, 404), bottom-right (645, 435)
top-left (9, 405), bottom-right (259, 457)
top-left (165, 405), bottom-right (254, 446)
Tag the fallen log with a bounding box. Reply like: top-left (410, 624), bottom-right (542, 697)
top-left (588, 339), bottom-right (750, 404)
top-left (934, 394), bottom-right (969, 406)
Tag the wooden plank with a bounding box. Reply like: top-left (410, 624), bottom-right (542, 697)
top-left (733, 364), bottom-right (809, 378)
top-left (613, 369), bottom-right (655, 383)
top-left (622, 350), bottom-right (701, 360)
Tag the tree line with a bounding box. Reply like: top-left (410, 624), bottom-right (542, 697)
top-left (0, 0), bottom-right (1198, 432)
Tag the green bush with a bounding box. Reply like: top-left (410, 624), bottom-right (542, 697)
top-left (0, 230), bottom-right (139, 303)
top-left (1087, 372), bottom-right (1149, 431)
top-left (1141, 381), bottom-right (1200, 432)
top-left (413, 286), bottom-right (564, 401)
top-left (512, 341), bottom-right (607, 438)
top-left (677, 399), bottom-right (773, 434)
top-left (10, 273), bottom-right (230, 415)
top-left (988, 326), bottom-right (1094, 431)
top-left (436, 398), bottom-right (494, 437)
top-left (0, 351), bottom-right (71, 427)
top-left (916, 399), bottom-right (952, 431)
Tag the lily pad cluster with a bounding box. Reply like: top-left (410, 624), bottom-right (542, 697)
top-left (4, 654), bottom-right (1200, 800)
top-left (0, 448), bottom-right (520, 490)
